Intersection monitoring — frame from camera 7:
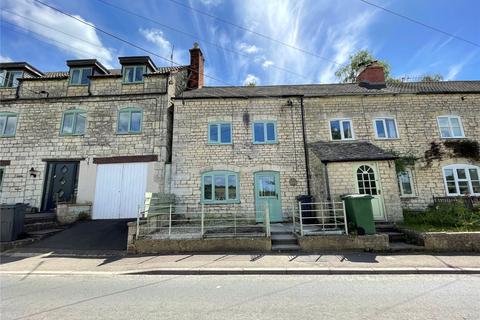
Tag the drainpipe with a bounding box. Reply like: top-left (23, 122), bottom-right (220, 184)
top-left (300, 96), bottom-right (311, 195)
top-left (324, 162), bottom-right (332, 201)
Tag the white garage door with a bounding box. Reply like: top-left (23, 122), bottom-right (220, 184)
top-left (92, 163), bottom-right (148, 219)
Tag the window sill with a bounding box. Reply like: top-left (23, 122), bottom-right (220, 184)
top-left (440, 136), bottom-right (466, 139)
top-left (68, 83), bottom-right (89, 87)
top-left (122, 81), bottom-right (145, 85)
top-left (201, 200), bottom-right (241, 205)
top-left (116, 132), bottom-right (143, 135)
top-left (0, 135), bottom-right (16, 138)
top-left (252, 141), bottom-right (279, 145)
top-left (374, 137), bottom-right (401, 141)
top-left (60, 134), bottom-right (85, 137)
top-left (330, 138), bottom-right (357, 142)
top-left (207, 142), bottom-right (233, 145)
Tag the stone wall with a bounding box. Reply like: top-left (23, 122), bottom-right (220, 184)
top-left (298, 234), bottom-right (389, 251)
top-left (170, 97), bottom-right (308, 218)
top-left (303, 93), bottom-right (480, 210)
top-left (402, 228), bottom-right (480, 252)
top-left (0, 71), bottom-right (187, 208)
top-left (56, 203), bottom-right (91, 224)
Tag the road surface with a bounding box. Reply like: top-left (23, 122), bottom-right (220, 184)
top-left (1, 274), bottom-right (479, 319)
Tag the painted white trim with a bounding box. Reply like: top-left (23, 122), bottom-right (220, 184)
top-left (442, 164), bottom-right (480, 196)
top-left (436, 115), bottom-right (465, 139)
top-left (373, 117), bottom-right (399, 139)
top-left (329, 118), bottom-right (355, 141)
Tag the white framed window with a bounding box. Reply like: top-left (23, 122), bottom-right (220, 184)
top-left (0, 112), bottom-right (18, 137)
top-left (442, 164), bottom-right (480, 196)
top-left (69, 67), bottom-right (92, 85)
top-left (398, 169), bottom-right (415, 197)
top-left (330, 119), bottom-right (354, 140)
top-left (123, 65), bottom-right (146, 83)
top-left (0, 70), bottom-right (23, 88)
top-left (374, 117), bottom-right (399, 139)
top-left (437, 116), bottom-right (465, 138)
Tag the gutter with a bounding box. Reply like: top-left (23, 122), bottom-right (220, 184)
top-left (300, 96), bottom-right (311, 196)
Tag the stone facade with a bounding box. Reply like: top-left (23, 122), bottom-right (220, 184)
top-left (170, 97), bottom-right (308, 218)
top-left (303, 93), bottom-right (480, 213)
top-left (0, 67), bottom-right (188, 209)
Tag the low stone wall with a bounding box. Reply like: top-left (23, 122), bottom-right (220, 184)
top-left (298, 234), bottom-right (389, 252)
top-left (56, 203), bottom-right (91, 225)
top-left (127, 221), bottom-right (271, 254)
top-left (402, 228), bottom-right (480, 252)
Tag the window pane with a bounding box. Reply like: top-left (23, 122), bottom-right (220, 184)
top-left (134, 66), bottom-right (144, 82)
top-left (74, 113), bottom-right (86, 134)
top-left (457, 169), bottom-right (466, 180)
top-left (440, 127), bottom-right (452, 137)
top-left (4, 116), bottom-right (17, 135)
top-left (266, 123), bottom-right (275, 141)
top-left (80, 68), bottom-right (91, 84)
top-left (375, 120), bottom-right (386, 138)
top-left (0, 116), bottom-right (5, 133)
top-left (447, 181), bottom-right (457, 194)
top-left (438, 117), bottom-right (449, 127)
top-left (124, 67), bottom-right (134, 83)
top-left (71, 69), bottom-right (80, 84)
top-left (130, 112), bottom-right (142, 132)
top-left (220, 124), bottom-right (231, 143)
top-left (254, 123), bottom-right (265, 142)
top-left (214, 176), bottom-right (226, 201)
top-left (330, 120), bottom-right (341, 140)
top-left (227, 175), bottom-right (237, 200)
top-left (259, 176), bottom-right (276, 197)
top-left (10, 71), bottom-right (22, 87)
top-left (399, 172), bottom-right (413, 195)
top-left (451, 126), bottom-right (463, 137)
top-left (386, 119), bottom-right (397, 138)
top-left (62, 113), bottom-right (74, 133)
top-left (209, 124), bottom-right (218, 142)
top-left (469, 169), bottom-right (479, 181)
top-left (458, 181), bottom-right (469, 194)
top-left (449, 117), bottom-right (460, 128)
top-left (118, 112), bottom-right (130, 132)
top-left (203, 176), bottom-right (212, 200)
top-left (472, 181), bottom-right (480, 194)
top-left (444, 169), bottom-right (454, 181)
top-left (342, 120), bottom-right (352, 139)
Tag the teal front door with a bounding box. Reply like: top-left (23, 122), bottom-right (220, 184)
top-left (254, 171), bottom-right (282, 222)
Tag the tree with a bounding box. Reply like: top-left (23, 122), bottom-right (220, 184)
top-left (420, 74), bottom-right (443, 82)
top-left (335, 50), bottom-right (391, 83)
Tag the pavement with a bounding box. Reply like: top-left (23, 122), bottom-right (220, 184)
top-left (2, 274), bottom-right (480, 319)
top-left (1, 251), bottom-right (479, 275)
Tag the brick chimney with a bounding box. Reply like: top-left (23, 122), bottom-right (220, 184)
top-left (356, 61), bottom-right (386, 87)
top-left (188, 42), bottom-right (204, 89)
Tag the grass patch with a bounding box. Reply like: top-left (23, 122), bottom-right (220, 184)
top-left (400, 202), bottom-right (480, 232)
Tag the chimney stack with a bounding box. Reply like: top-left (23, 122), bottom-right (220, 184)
top-left (356, 61), bottom-right (386, 87)
top-left (188, 42), bottom-right (204, 89)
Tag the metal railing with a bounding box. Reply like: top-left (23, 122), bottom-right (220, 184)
top-left (433, 196), bottom-right (480, 210)
top-left (293, 201), bottom-right (348, 236)
top-left (136, 203), bottom-right (271, 240)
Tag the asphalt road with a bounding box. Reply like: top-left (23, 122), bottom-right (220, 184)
top-left (1, 274), bottom-right (479, 320)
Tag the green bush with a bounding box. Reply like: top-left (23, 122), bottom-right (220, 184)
top-left (402, 202), bottom-right (480, 232)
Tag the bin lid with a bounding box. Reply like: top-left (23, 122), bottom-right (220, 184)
top-left (341, 194), bottom-right (374, 199)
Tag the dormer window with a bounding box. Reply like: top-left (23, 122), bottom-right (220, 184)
top-left (123, 65), bottom-right (146, 84)
top-left (0, 70), bottom-right (23, 88)
top-left (69, 67), bottom-right (92, 85)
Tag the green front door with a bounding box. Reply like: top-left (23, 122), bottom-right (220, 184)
top-left (254, 171), bottom-right (282, 222)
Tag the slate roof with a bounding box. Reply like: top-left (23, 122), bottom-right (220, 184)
top-left (180, 81), bottom-right (480, 98)
top-left (309, 141), bottom-right (397, 163)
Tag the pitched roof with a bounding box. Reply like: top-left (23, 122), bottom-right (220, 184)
top-left (180, 81), bottom-right (480, 98)
top-left (309, 141), bottom-right (397, 163)
top-left (149, 65), bottom-right (189, 74)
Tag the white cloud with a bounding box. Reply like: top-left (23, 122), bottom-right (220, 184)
top-left (238, 42), bottom-right (260, 54)
top-left (2, 0), bottom-right (115, 68)
top-left (445, 51), bottom-right (477, 80)
top-left (262, 60), bottom-right (274, 68)
top-left (0, 55), bottom-right (13, 62)
top-left (199, 0), bottom-right (223, 6)
top-left (243, 73), bottom-right (260, 85)
top-left (140, 28), bottom-right (189, 65)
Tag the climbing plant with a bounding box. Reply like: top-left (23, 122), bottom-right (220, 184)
top-left (443, 140), bottom-right (480, 160)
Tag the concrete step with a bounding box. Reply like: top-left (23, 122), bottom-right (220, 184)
top-left (27, 228), bottom-right (64, 239)
top-left (383, 231), bottom-right (405, 242)
top-left (389, 242), bottom-right (425, 252)
top-left (272, 244), bottom-right (302, 252)
top-left (375, 223), bottom-right (398, 233)
top-left (24, 213), bottom-right (57, 224)
top-left (24, 222), bottom-right (58, 232)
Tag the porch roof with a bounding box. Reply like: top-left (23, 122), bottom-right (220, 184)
top-left (309, 141), bottom-right (397, 163)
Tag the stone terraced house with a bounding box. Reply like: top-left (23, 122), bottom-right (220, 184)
top-left (0, 44), bottom-right (204, 219)
top-left (1, 45), bottom-right (479, 226)
top-left (173, 62), bottom-right (480, 223)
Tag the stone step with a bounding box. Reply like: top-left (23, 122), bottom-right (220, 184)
top-left (389, 242), bottom-right (425, 252)
top-left (383, 231), bottom-right (405, 242)
top-left (24, 222), bottom-right (58, 232)
top-left (271, 244), bottom-right (302, 252)
top-left (272, 238), bottom-right (298, 246)
top-left (375, 223), bottom-right (398, 233)
top-left (24, 213), bottom-right (57, 224)
top-left (27, 228), bottom-right (64, 239)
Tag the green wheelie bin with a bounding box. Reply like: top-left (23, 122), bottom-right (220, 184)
top-left (342, 195), bottom-right (376, 235)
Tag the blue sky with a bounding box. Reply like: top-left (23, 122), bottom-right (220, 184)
top-left (1, 0), bottom-right (479, 86)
